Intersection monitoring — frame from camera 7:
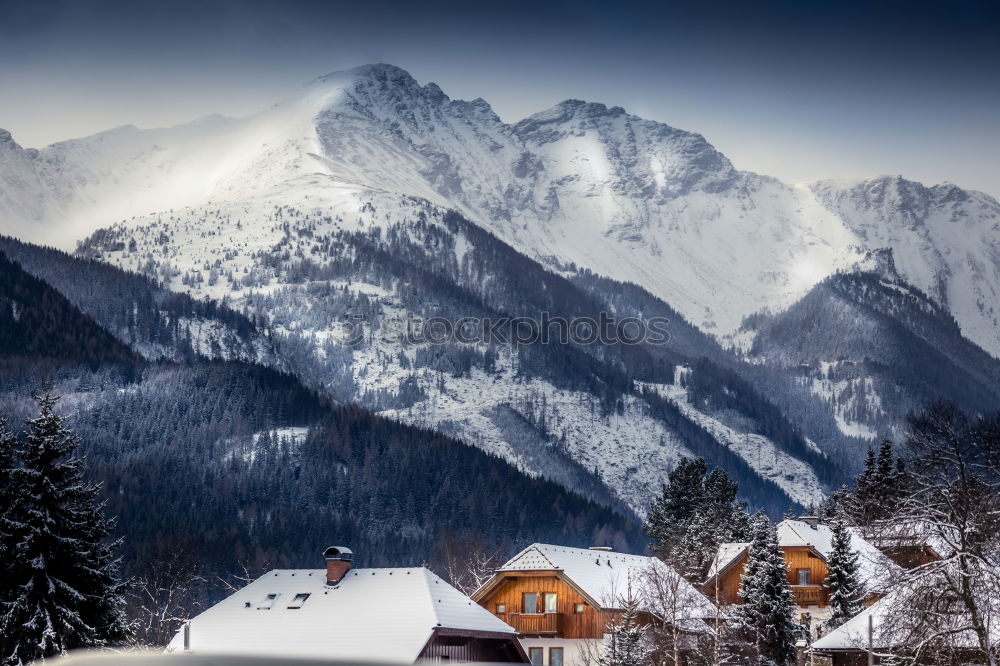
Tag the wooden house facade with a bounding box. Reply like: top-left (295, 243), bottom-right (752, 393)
top-left (473, 544), bottom-right (714, 666)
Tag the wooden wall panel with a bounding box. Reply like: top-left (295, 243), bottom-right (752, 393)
top-left (478, 574), bottom-right (616, 639)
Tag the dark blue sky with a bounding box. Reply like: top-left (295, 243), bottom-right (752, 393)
top-left (2, 0), bottom-right (998, 195)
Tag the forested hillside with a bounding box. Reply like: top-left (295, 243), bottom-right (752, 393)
top-left (0, 250), bottom-right (139, 368)
top-left (0, 235), bottom-right (271, 363)
top-left (0, 259), bottom-right (642, 584)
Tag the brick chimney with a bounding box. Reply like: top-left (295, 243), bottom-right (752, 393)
top-left (324, 546), bottom-right (353, 585)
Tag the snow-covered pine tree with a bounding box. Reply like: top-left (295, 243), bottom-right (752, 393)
top-left (0, 415), bottom-right (16, 549)
top-left (852, 445), bottom-right (877, 510)
top-left (733, 517), bottom-right (798, 666)
top-left (598, 582), bottom-right (650, 666)
top-left (0, 388), bottom-right (128, 665)
top-left (0, 416), bottom-right (20, 663)
top-left (824, 520), bottom-right (864, 630)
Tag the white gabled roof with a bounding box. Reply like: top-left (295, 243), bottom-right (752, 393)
top-left (496, 544), bottom-right (714, 619)
top-left (812, 581), bottom-right (999, 652)
top-left (706, 542), bottom-right (750, 580)
top-left (166, 567), bottom-right (516, 662)
top-left (777, 520), bottom-right (902, 593)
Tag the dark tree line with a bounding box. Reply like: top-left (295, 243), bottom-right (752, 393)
top-left (0, 250), bottom-right (139, 367)
top-left (0, 235), bottom-right (265, 363)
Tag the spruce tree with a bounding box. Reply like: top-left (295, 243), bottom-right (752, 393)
top-left (824, 520), bottom-right (864, 630)
top-left (0, 388), bottom-right (128, 665)
top-left (734, 517), bottom-right (798, 666)
top-left (0, 417), bottom-right (18, 662)
top-left (645, 457), bottom-right (751, 581)
top-left (0, 415), bottom-right (17, 554)
top-left (598, 585), bottom-right (650, 666)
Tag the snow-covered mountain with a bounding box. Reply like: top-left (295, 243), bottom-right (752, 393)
top-left (810, 176), bottom-right (1000, 356)
top-left (2, 63), bottom-right (999, 514)
top-left (3, 64), bottom-right (998, 355)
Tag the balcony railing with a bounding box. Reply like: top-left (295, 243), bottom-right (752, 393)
top-left (791, 585), bottom-right (828, 607)
top-left (503, 612), bottom-right (562, 635)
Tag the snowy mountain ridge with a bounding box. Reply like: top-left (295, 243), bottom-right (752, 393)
top-left (3, 63), bottom-right (999, 356)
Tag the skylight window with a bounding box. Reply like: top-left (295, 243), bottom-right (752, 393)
top-left (257, 593), bottom-right (279, 610)
top-left (287, 593), bottom-right (311, 609)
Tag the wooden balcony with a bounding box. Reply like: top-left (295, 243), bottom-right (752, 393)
top-left (791, 585), bottom-right (828, 607)
top-left (503, 612), bottom-right (563, 635)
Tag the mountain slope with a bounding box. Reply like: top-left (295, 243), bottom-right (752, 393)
top-left (74, 196), bottom-right (824, 513)
top-left (744, 267), bottom-right (1000, 454)
top-left (0, 262), bottom-right (643, 574)
top-left (0, 234), bottom-right (273, 363)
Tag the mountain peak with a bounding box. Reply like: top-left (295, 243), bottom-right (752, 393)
top-left (0, 128), bottom-right (21, 151)
top-left (323, 62), bottom-right (416, 82)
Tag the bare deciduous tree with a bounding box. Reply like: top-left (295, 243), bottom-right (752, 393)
top-left (862, 403), bottom-right (1000, 666)
top-left (124, 549), bottom-right (208, 647)
top-left (432, 532), bottom-right (504, 596)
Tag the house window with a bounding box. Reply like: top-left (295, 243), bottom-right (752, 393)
top-left (797, 569), bottom-right (811, 585)
top-left (524, 593), bottom-right (538, 614)
top-left (257, 593), bottom-right (279, 610)
top-left (497, 604), bottom-right (506, 614)
top-left (529, 648), bottom-right (544, 665)
top-left (574, 603), bottom-right (585, 614)
top-left (550, 648), bottom-right (564, 666)
top-left (287, 593), bottom-right (310, 609)
top-left (544, 593), bottom-right (558, 613)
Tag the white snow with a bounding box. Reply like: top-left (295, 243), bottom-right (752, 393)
top-left (805, 363), bottom-right (883, 440)
top-left (165, 566), bottom-right (516, 661)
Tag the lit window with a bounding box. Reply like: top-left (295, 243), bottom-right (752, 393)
top-left (544, 593), bottom-right (558, 613)
top-left (287, 593), bottom-right (310, 609)
top-left (497, 604), bottom-right (506, 614)
top-left (257, 593), bottom-right (279, 610)
top-left (529, 648), bottom-right (544, 665)
top-left (524, 593), bottom-right (538, 614)
top-left (550, 648), bottom-right (564, 666)
top-left (574, 603), bottom-right (585, 614)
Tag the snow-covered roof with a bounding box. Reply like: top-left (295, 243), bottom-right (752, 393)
top-left (706, 542), bottom-right (750, 580)
top-left (166, 567), bottom-right (516, 662)
top-left (812, 581), bottom-right (999, 652)
top-left (862, 519), bottom-right (952, 559)
top-left (777, 520), bottom-right (902, 593)
top-left (706, 521), bottom-right (902, 593)
top-left (493, 544), bottom-right (714, 618)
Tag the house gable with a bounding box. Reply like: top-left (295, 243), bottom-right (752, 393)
top-left (476, 570), bottom-right (617, 639)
